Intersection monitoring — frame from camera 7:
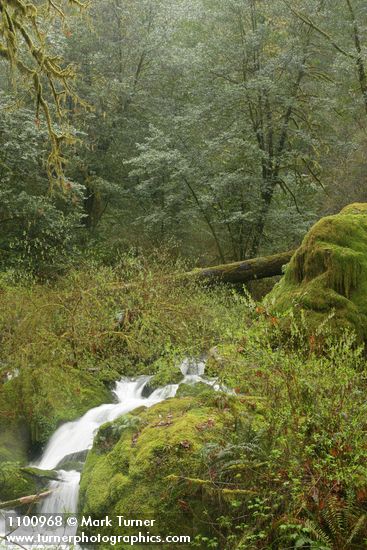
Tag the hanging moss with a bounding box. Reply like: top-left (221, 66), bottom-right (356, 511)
top-left (265, 203), bottom-right (367, 339)
top-left (0, 0), bottom-right (87, 187)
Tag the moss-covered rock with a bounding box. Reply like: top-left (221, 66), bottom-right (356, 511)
top-left (0, 463), bottom-right (59, 508)
top-left (141, 360), bottom-right (184, 397)
top-left (265, 203), bottom-right (367, 339)
top-left (0, 363), bottom-right (111, 457)
top-left (0, 462), bottom-right (37, 503)
top-left (175, 382), bottom-right (212, 398)
top-left (19, 466), bottom-right (59, 481)
top-left (79, 396), bottom-right (238, 545)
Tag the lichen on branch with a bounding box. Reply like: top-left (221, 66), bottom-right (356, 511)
top-left (0, 0), bottom-right (87, 187)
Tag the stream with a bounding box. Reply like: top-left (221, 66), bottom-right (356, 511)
top-left (33, 359), bottom-right (207, 515)
top-left (0, 359), bottom-right (214, 546)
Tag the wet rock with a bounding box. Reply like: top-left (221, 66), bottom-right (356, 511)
top-left (56, 450), bottom-right (89, 471)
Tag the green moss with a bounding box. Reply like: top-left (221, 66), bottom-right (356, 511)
top-left (340, 202), bottom-right (367, 214)
top-left (149, 367), bottom-right (184, 389)
top-left (0, 425), bottom-right (30, 464)
top-left (0, 257), bottom-right (246, 468)
top-left (79, 396), bottom-right (237, 542)
top-left (19, 466), bottom-right (59, 480)
top-left (265, 204), bottom-right (367, 339)
top-left (94, 415), bottom-right (142, 454)
top-left (0, 361), bottom-right (111, 454)
top-left (175, 382), bottom-right (212, 398)
top-left (0, 462), bottom-right (37, 503)
top-left (142, 358), bottom-right (184, 397)
top-left (0, 463), bottom-right (63, 505)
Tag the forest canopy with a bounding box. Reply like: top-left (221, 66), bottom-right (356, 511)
top-left (0, 0), bottom-right (367, 272)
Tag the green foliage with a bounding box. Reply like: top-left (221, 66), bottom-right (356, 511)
top-left (0, 0), bottom-right (86, 184)
top-left (0, 462), bottom-right (37, 502)
top-left (201, 307), bottom-right (367, 549)
top-left (59, 0), bottom-right (329, 263)
top-left (0, 94), bottom-right (85, 276)
top-left (1, 0), bottom-right (367, 264)
top-left (125, 0), bottom-right (323, 260)
top-left (0, 255), bottom-right (243, 455)
top-left (2, 1), bottom-right (367, 548)
top-left (76, 289), bottom-right (367, 549)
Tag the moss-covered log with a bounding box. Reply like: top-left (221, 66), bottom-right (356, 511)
top-left (187, 250), bottom-right (295, 284)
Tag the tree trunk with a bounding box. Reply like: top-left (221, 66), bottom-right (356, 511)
top-left (186, 250), bottom-right (294, 284)
top-left (345, 0), bottom-right (367, 115)
top-left (248, 186), bottom-right (275, 258)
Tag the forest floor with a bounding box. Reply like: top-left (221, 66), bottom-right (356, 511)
top-left (1, 256), bottom-right (366, 548)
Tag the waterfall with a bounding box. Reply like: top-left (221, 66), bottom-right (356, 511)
top-left (35, 359), bottom-right (209, 514)
top-left (1, 359), bottom-right (214, 543)
top-left (40, 471), bottom-right (80, 515)
top-left (36, 376), bottom-right (179, 514)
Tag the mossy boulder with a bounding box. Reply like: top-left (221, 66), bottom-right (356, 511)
top-left (79, 396), bottom-right (238, 544)
top-left (0, 363), bottom-right (111, 457)
top-left (141, 360), bottom-right (184, 397)
top-left (0, 462), bottom-right (38, 503)
top-left (265, 203), bottom-right (367, 339)
top-left (175, 382), bottom-right (212, 398)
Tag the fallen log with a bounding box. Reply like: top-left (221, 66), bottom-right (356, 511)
top-left (187, 250), bottom-right (295, 284)
top-left (0, 490), bottom-right (52, 510)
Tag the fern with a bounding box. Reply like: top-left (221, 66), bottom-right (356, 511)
top-left (304, 519), bottom-right (333, 547)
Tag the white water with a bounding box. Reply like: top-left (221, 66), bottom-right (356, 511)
top-left (0, 358), bottom-right (214, 544)
top-left (36, 377), bottom-right (178, 513)
top-left (36, 359), bottom-right (209, 514)
top-left (40, 471), bottom-right (80, 515)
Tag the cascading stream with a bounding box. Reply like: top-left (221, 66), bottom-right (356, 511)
top-left (0, 358), bottom-right (216, 544)
top-left (35, 359), bottom-right (208, 514)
